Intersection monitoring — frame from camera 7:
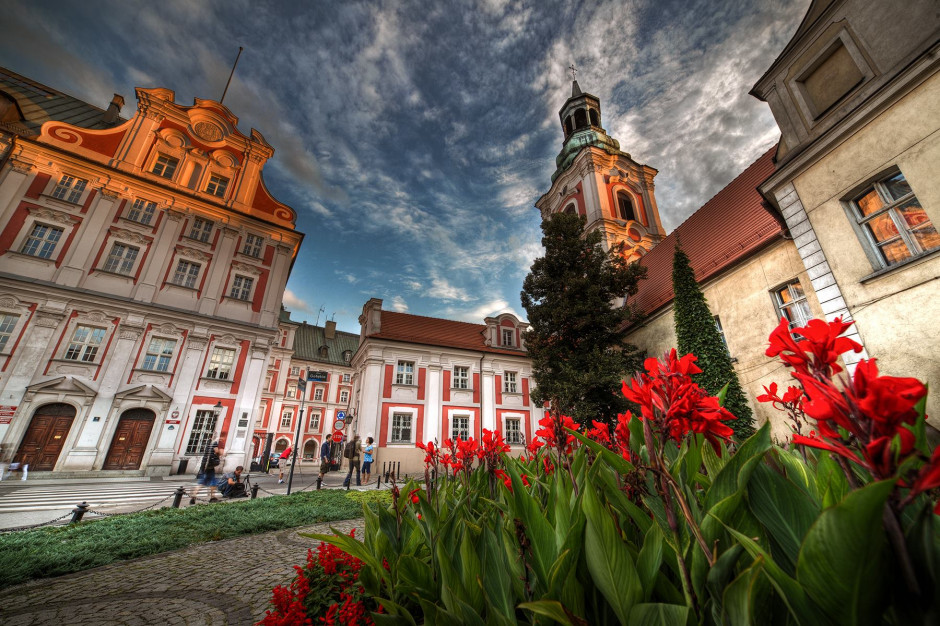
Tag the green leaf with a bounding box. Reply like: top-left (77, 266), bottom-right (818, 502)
top-left (775, 447), bottom-right (818, 502)
top-left (518, 600), bottom-right (588, 626)
top-left (723, 558), bottom-right (772, 626)
top-left (637, 524), bottom-right (664, 600)
top-left (373, 598), bottom-right (418, 626)
top-left (796, 480), bottom-right (893, 625)
top-left (510, 465), bottom-right (557, 588)
top-left (747, 463), bottom-right (819, 576)
top-left (627, 603), bottom-right (690, 626)
top-left (701, 439), bottom-right (727, 480)
top-left (705, 421), bottom-right (771, 509)
top-left (581, 478), bottom-right (642, 623)
top-left (479, 525), bottom-right (515, 622)
top-left (704, 543), bottom-right (744, 623)
top-left (815, 451), bottom-right (849, 508)
top-left (458, 526), bottom-right (484, 613)
top-left (568, 428), bottom-right (635, 475)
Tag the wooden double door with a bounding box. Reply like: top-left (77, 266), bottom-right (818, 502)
top-left (14, 403), bottom-right (76, 471)
top-left (103, 409), bottom-right (156, 470)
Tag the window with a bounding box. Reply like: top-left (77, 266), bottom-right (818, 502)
top-left (391, 412), bottom-right (412, 443)
top-left (171, 260), bottom-right (200, 289)
top-left (206, 347), bottom-right (235, 380)
top-left (188, 217), bottom-right (213, 243)
top-left (773, 281), bottom-right (812, 331)
top-left (505, 418), bottom-right (522, 445)
top-left (714, 315), bottom-right (729, 353)
top-left (396, 361), bottom-right (415, 385)
top-left (453, 366), bottom-right (469, 389)
top-left (64, 325), bottom-right (106, 362)
top-left (849, 171), bottom-right (939, 268)
top-left (243, 234), bottom-right (263, 257)
top-left (127, 199), bottom-right (156, 225)
top-left (286, 385), bottom-right (297, 399)
top-left (617, 191), bottom-right (636, 221)
top-left (280, 410), bottom-right (293, 429)
top-left (102, 243), bottom-right (139, 275)
top-left (342, 351), bottom-right (352, 363)
top-left (20, 223), bottom-right (63, 259)
top-left (342, 373), bottom-right (351, 383)
top-left (503, 371), bottom-right (518, 394)
top-left (151, 155), bottom-right (179, 179)
top-left (0, 314), bottom-right (18, 353)
top-left (314, 387), bottom-right (324, 401)
top-left (51, 175), bottom-right (87, 203)
top-left (452, 415), bottom-right (470, 440)
top-left (501, 328), bottom-right (514, 347)
top-left (205, 174), bottom-right (229, 198)
top-left (185, 410), bottom-right (218, 455)
top-left (291, 366), bottom-right (300, 376)
top-left (229, 275), bottom-right (253, 301)
top-left (340, 389), bottom-right (349, 404)
top-left (310, 412), bottom-right (321, 431)
top-left (141, 337), bottom-right (176, 371)
top-left (318, 346), bottom-right (329, 359)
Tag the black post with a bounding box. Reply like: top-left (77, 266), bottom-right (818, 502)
top-left (316, 476), bottom-right (322, 490)
top-left (70, 502), bottom-right (89, 524)
top-left (251, 483), bottom-right (259, 499)
top-left (397, 462), bottom-right (401, 481)
top-left (172, 486), bottom-right (186, 508)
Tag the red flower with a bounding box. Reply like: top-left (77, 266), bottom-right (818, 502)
top-left (534, 413), bottom-right (580, 455)
top-left (586, 420), bottom-right (611, 445)
top-left (766, 316), bottom-right (862, 378)
top-left (614, 412), bottom-right (633, 460)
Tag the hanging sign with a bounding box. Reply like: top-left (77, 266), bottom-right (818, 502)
top-left (308, 371), bottom-right (328, 382)
top-left (336, 410), bottom-right (346, 420)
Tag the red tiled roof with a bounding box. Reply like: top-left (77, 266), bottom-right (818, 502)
top-left (629, 147), bottom-right (782, 320)
top-left (371, 310), bottom-right (526, 356)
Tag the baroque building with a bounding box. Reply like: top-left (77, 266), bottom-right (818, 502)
top-left (0, 67), bottom-right (303, 476)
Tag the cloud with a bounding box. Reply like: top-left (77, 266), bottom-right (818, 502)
top-left (283, 288), bottom-right (311, 313)
top-left (443, 299), bottom-right (523, 323)
top-left (426, 277), bottom-right (472, 302)
top-left (390, 296), bottom-right (409, 312)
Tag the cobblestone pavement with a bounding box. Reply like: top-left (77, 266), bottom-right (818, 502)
top-left (0, 518), bottom-right (363, 625)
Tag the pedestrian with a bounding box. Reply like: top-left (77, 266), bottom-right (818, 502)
top-left (219, 465), bottom-right (247, 498)
top-left (342, 434), bottom-right (361, 487)
top-left (190, 441), bottom-right (224, 504)
top-left (277, 446), bottom-right (292, 483)
top-left (318, 439), bottom-right (332, 484)
top-left (0, 444), bottom-right (11, 481)
top-left (361, 436), bottom-right (375, 484)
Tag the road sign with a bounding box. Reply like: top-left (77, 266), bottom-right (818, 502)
top-left (336, 410), bottom-right (346, 419)
top-left (297, 376), bottom-right (306, 391)
top-left (308, 371), bottom-right (328, 382)
top-left (0, 405), bottom-right (16, 417)
top-left (333, 419), bottom-right (345, 430)
top-left (332, 430), bottom-right (343, 443)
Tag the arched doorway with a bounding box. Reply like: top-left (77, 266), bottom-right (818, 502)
top-left (303, 439), bottom-right (318, 461)
top-left (14, 403), bottom-right (76, 471)
top-left (103, 408), bottom-right (156, 470)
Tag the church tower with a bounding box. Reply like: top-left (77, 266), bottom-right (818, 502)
top-left (536, 79), bottom-right (666, 261)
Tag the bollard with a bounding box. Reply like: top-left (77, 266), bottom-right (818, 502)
top-left (171, 486), bottom-right (186, 508)
top-left (70, 501), bottom-right (90, 524)
top-left (316, 476), bottom-right (322, 490)
top-left (397, 462), bottom-right (401, 481)
top-left (251, 483), bottom-right (260, 499)
top-left (384, 464), bottom-right (391, 484)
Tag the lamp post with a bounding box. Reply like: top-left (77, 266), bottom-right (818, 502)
top-left (286, 371), bottom-right (306, 495)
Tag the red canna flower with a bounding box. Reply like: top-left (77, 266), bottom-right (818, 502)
top-left (586, 420), bottom-right (611, 445)
top-left (534, 413), bottom-right (580, 455)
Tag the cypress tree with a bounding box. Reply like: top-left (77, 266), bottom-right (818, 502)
top-left (521, 212), bottom-right (646, 427)
top-left (672, 240), bottom-right (756, 439)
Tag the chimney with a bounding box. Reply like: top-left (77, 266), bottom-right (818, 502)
top-left (324, 320), bottom-right (336, 339)
top-left (102, 93), bottom-right (124, 124)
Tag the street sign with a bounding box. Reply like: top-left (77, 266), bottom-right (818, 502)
top-left (332, 430), bottom-right (343, 442)
top-left (297, 376), bottom-right (306, 391)
top-left (0, 405), bottom-right (16, 417)
top-left (308, 371), bottom-right (328, 382)
top-left (336, 410), bottom-right (346, 419)
top-left (333, 419), bottom-right (345, 430)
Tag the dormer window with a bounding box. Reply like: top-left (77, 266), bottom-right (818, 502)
top-left (205, 174), bottom-right (229, 198)
top-left (51, 175), bottom-right (87, 203)
top-left (342, 350), bottom-right (352, 363)
top-left (151, 155), bottom-right (179, 179)
top-left (318, 345), bottom-right (329, 359)
top-left (188, 217), bottom-right (213, 243)
top-left (501, 328), bottom-right (515, 347)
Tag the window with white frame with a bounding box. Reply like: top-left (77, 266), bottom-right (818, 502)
top-left (342, 351), bottom-right (352, 363)
top-left (206, 347), bottom-right (236, 379)
top-left (205, 174), bottom-right (229, 198)
top-left (20, 223), bottom-right (63, 259)
top-left (396, 360), bottom-right (415, 385)
top-left (453, 366), bottom-right (469, 389)
top-left (310, 412), bottom-right (321, 430)
top-left (502, 328), bottom-right (514, 347)
top-left (188, 217), bottom-right (213, 243)
top-left (51, 175), bottom-right (87, 203)
top-left (772, 281), bottom-right (812, 331)
top-left (0, 314), bottom-right (19, 353)
top-left (503, 371), bottom-right (518, 394)
top-left (280, 410), bottom-right (293, 429)
top-left (243, 234), bottom-right (263, 257)
top-left (340, 389), bottom-right (349, 404)
top-left (64, 325), bottom-right (106, 362)
top-left (141, 337), bottom-right (176, 371)
top-left (171, 259), bottom-right (200, 289)
top-left (185, 410), bottom-right (218, 455)
top-left (286, 384), bottom-right (297, 399)
top-left (127, 199), bottom-right (157, 225)
top-left (505, 418), bottom-right (522, 444)
top-left (452, 415), bottom-right (470, 440)
top-left (314, 387), bottom-right (324, 401)
top-left (151, 155), bottom-right (179, 179)
top-left (847, 170), bottom-right (940, 268)
top-left (229, 275), bottom-right (253, 301)
top-left (102, 242), bottom-right (139, 275)
top-left (342, 373), bottom-right (351, 383)
top-left (291, 366), bottom-right (300, 376)
top-left (390, 412), bottom-right (412, 443)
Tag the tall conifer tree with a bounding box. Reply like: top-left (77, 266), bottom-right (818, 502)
top-left (521, 212), bottom-right (646, 427)
top-left (671, 240), bottom-right (755, 439)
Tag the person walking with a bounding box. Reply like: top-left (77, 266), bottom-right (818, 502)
top-left (190, 441), bottom-right (223, 504)
top-left (277, 446), bottom-right (292, 484)
top-left (361, 437), bottom-right (375, 484)
top-left (318, 439), bottom-right (332, 484)
top-left (342, 434), bottom-right (361, 488)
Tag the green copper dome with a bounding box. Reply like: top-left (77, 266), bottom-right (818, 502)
top-left (551, 128), bottom-right (625, 182)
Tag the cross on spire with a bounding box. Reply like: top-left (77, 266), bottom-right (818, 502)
top-left (568, 64), bottom-right (578, 82)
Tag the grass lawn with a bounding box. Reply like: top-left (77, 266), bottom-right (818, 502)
top-left (0, 489), bottom-right (388, 589)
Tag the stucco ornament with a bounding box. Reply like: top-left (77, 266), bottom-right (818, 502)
top-left (193, 122), bottom-right (223, 142)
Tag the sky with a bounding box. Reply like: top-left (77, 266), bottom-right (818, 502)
top-left (0, 0), bottom-right (809, 334)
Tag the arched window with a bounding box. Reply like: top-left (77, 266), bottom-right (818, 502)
top-left (574, 109), bottom-right (587, 130)
top-left (589, 109), bottom-right (599, 126)
top-left (318, 345), bottom-right (328, 359)
top-left (564, 116), bottom-right (573, 136)
top-left (563, 203), bottom-right (577, 215)
top-left (342, 350), bottom-right (352, 363)
top-left (617, 192), bottom-right (636, 221)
